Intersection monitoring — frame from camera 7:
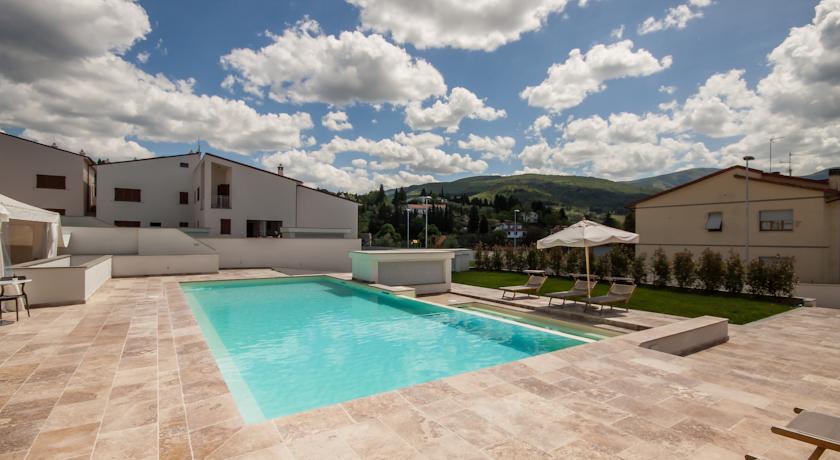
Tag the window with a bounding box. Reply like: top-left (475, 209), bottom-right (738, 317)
top-left (220, 219), bottom-right (231, 235)
top-left (267, 220), bottom-right (283, 237)
top-left (114, 220), bottom-right (140, 227)
top-left (759, 209), bottom-right (794, 231)
top-left (180, 162), bottom-right (189, 168)
top-left (705, 212), bottom-right (722, 231)
top-left (150, 222), bottom-right (162, 227)
top-left (179, 222), bottom-right (189, 228)
top-left (114, 188), bottom-right (141, 202)
top-left (179, 192), bottom-right (189, 205)
top-left (196, 187), bottom-right (200, 202)
top-left (36, 174), bottom-right (66, 189)
top-left (46, 208), bottom-right (66, 216)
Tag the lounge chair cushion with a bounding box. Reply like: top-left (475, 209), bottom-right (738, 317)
top-left (501, 285), bottom-right (539, 292)
top-left (586, 294), bottom-right (628, 305)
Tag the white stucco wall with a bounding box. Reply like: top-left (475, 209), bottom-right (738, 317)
top-left (96, 153), bottom-right (200, 228)
top-left (64, 227), bottom-right (140, 255)
top-left (198, 237), bottom-right (360, 271)
top-left (0, 133), bottom-right (91, 216)
top-left (295, 186), bottom-right (358, 238)
top-left (111, 254), bottom-right (218, 277)
top-left (11, 255), bottom-right (111, 305)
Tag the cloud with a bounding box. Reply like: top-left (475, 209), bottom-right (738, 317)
top-left (659, 85), bottom-right (677, 94)
top-left (0, 0), bottom-right (151, 81)
top-left (610, 25), bottom-right (625, 40)
top-left (321, 111), bottom-right (353, 131)
top-left (136, 51), bottom-right (150, 64)
top-left (0, 1), bottom-right (313, 160)
top-left (637, 1), bottom-right (711, 35)
top-left (526, 115), bottom-right (553, 139)
top-left (220, 18), bottom-right (446, 106)
top-left (458, 134), bottom-right (516, 161)
top-left (347, 0), bottom-right (569, 51)
top-left (520, 40), bottom-right (672, 113)
top-left (404, 87), bottom-right (506, 133)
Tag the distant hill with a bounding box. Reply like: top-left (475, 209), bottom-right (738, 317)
top-left (801, 167), bottom-right (840, 180)
top-left (623, 168), bottom-right (719, 191)
top-left (395, 168), bottom-right (721, 213)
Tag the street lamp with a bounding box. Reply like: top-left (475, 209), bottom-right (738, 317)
top-left (422, 196), bottom-right (432, 248)
top-left (743, 155), bottom-right (755, 261)
top-left (513, 209), bottom-right (520, 248)
top-left (769, 137), bottom-right (784, 173)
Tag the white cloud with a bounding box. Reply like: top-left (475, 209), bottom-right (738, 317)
top-left (673, 69), bottom-right (759, 138)
top-left (659, 85), bottom-right (677, 94)
top-left (610, 25), bottom-right (625, 40)
top-left (458, 134), bottom-right (516, 161)
top-left (0, 0), bottom-right (313, 160)
top-left (0, 0), bottom-right (151, 81)
top-left (520, 40), bottom-right (672, 113)
top-left (220, 74), bottom-right (236, 92)
top-left (136, 51), bottom-right (150, 64)
top-left (321, 111), bottom-right (353, 131)
top-left (637, 1), bottom-right (711, 35)
top-left (220, 18), bottom-right (446, 106)
top-left (527, 115), bottom-right (553, 138)
top-left (404, 87), bottom-right (506, 133)
top-left (347, 0), bottom-right (569, 51)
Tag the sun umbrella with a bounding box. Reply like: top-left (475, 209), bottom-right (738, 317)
top-left (536, 219), bottom-right (639, 297)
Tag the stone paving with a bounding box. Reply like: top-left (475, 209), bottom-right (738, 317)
top-left (0, 269), bottom-right (838, 459)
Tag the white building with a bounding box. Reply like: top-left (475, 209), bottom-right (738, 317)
top-left (0, 133), bottom-right (358, 239)
top-left (406, 203), bottom-right (446, 216)
top-left (0, 133), bottom-right (96, 217)
top-left (495, 222), bottom-right (526, 240)
top-left (95, 152), bottom-right (358, 238)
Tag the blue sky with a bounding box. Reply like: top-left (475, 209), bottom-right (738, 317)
top-left (1, 0), bottom-right (837, 192)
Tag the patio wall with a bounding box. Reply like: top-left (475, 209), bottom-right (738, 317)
top-left (10, 255), bottom-right (112, 306)
top-left (198, 237), bottom-right (360, 272)
top-left (795, 283), bottom-right (840, 308)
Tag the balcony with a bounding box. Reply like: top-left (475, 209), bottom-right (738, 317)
top-left (211, 195), bottom-right (230, 209)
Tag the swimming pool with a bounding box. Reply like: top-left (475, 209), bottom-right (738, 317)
top-left (182, 276), bottom-right (591, 423)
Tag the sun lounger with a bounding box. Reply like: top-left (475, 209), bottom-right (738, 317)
top-left (545, 279), bottom-right (597, 307)
top-left (756, 407), bottom-right (840, 460)
top-left (500, 275), bottom-right (547, 299)
top-left (585, 283), bottom-right (635, 314)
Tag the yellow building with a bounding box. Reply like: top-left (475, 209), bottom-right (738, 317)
top-left (631, 167), bottom-right (840, 284)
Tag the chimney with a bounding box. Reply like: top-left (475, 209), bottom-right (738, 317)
top-left (829, 168), bottom-right (840, 191)
top-left (277, 164), bottom-right (284, 176)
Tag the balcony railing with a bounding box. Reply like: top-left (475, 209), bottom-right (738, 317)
top-left (211, 195), bottom-right (230, 209)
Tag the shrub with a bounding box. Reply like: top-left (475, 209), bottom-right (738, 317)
top-left (696, 249), bottom-right (725, 291)
top-left (593, 254), bottom-right (612, 278)
top-left (502, 246), bottom-right (515, 271)
top-left (651, 248), bottom-right (671, 287)
top-left (511, 247), bottom-right (527, 272)
top-left (747, 258), bottom-right (769, 295)
top-left (473, 244), bottom-right (485, 270)
top-left (526, 246), bottom-right (543, 270)
top-left (631, 253), bottom-right (647, 284)
top-left (548, 248), bottom-right (565, 276)
top-left (565, 249), bottom-right (582, 274)
top-left (492, 246), bottom-right (504, 271)
top-left (724, 251), bottom-right (745, 294)
top-left (609, 247), bottom-right (630, 277)
top-left (672, 249), bottom-right (697, 288)
top-left (766, 256), bottom-right (798, 297)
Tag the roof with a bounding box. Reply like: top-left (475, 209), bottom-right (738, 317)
top-left (92, 152), bottom-right (199, 165)
top-left (1, 132), bottom-right (95, 165)
top-left (629, 165), bottom-right (836, 208)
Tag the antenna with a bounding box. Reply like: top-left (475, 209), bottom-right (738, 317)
top-left (788, 152), bottom-right (793, 176)
top-left (195, 138), bottom-right (202, 153)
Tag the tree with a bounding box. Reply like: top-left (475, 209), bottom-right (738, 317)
top-left (651, 248), bottom-right (671, 287)
top-left (724, 251), bottom-right (745, 294)
top-left (467, 206), bottom-right (480, 233)
top-left (478, 215), bottom-right (489, 234)
top-left (558, 207), bottom-right (569, 225)
top-left (376, 184), bottom-right (386, 204)
top-left (603, 212), bottom-right (619, 228)
top-left (672, 249), bottom-right (697, 288)
top-left (623, 210), bottom-right (636, 232)
top-left (697, 249), bottom-right (724, 291)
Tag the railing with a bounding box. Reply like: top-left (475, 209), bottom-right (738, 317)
top-left (211, 195), bottom-right (230, 209)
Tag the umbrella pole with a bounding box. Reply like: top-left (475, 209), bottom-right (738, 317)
top-left (584, 243), bottom-right (591, 298)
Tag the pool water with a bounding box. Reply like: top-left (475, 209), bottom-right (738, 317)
top-left (182, 276), bottom-right (589, 423)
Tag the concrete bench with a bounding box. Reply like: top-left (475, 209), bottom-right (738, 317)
top-left (626, 316), bottom-right (729, 356)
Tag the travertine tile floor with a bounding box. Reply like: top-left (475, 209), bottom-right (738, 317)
top-left (0, 269), bottom-right (838, 459)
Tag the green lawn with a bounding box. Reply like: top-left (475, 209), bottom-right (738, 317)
top-left (452, 270), bottom-right (792, 325)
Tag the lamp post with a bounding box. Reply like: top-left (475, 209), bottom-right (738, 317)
top-left (769, 137), bottom-right (783, 173)
top-left (422, 196), bottom-right (432, 248)
top-left (405, 207), bottom-right (410, 248)
top-left (743, 155), bottom-right (755, 261)
top-left (513, 209), bottom-right (520, 248)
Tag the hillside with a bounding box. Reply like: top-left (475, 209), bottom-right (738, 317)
top-left (397, 168), bottom-right (718, 213)
top-left (801, 167), bottom-right (840, 180)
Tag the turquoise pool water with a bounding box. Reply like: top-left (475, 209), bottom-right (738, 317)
top-left (182, 276), bottom-right (588, 423)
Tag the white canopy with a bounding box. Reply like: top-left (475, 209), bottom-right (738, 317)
top-left (537, 219), bottom-right (639, 298)
top-left (0, 193), bottom-right (63, 276)
top-left (537, 219), bottom-right (639, 249)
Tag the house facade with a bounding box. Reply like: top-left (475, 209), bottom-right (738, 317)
top-left (631, 166), bottom-right (840, 284)
top-left (0, 133), bottom-right (96, 217)
top-left (0, 133), bottom-right (358, 239)
top-left (495, 222), bottom-right (526, 240)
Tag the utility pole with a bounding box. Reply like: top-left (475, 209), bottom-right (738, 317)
top-left (405, 207), bottom-right (410, 248)
top-left (422, 196), bottom-right (431, 248)
top-left (788, 152), bottom-right (793, 176)
top-left (513, 209), bottom-right (520, 248)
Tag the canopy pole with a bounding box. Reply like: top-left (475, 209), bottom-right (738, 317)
top-left (584, 242), bottom-right (591, 298)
